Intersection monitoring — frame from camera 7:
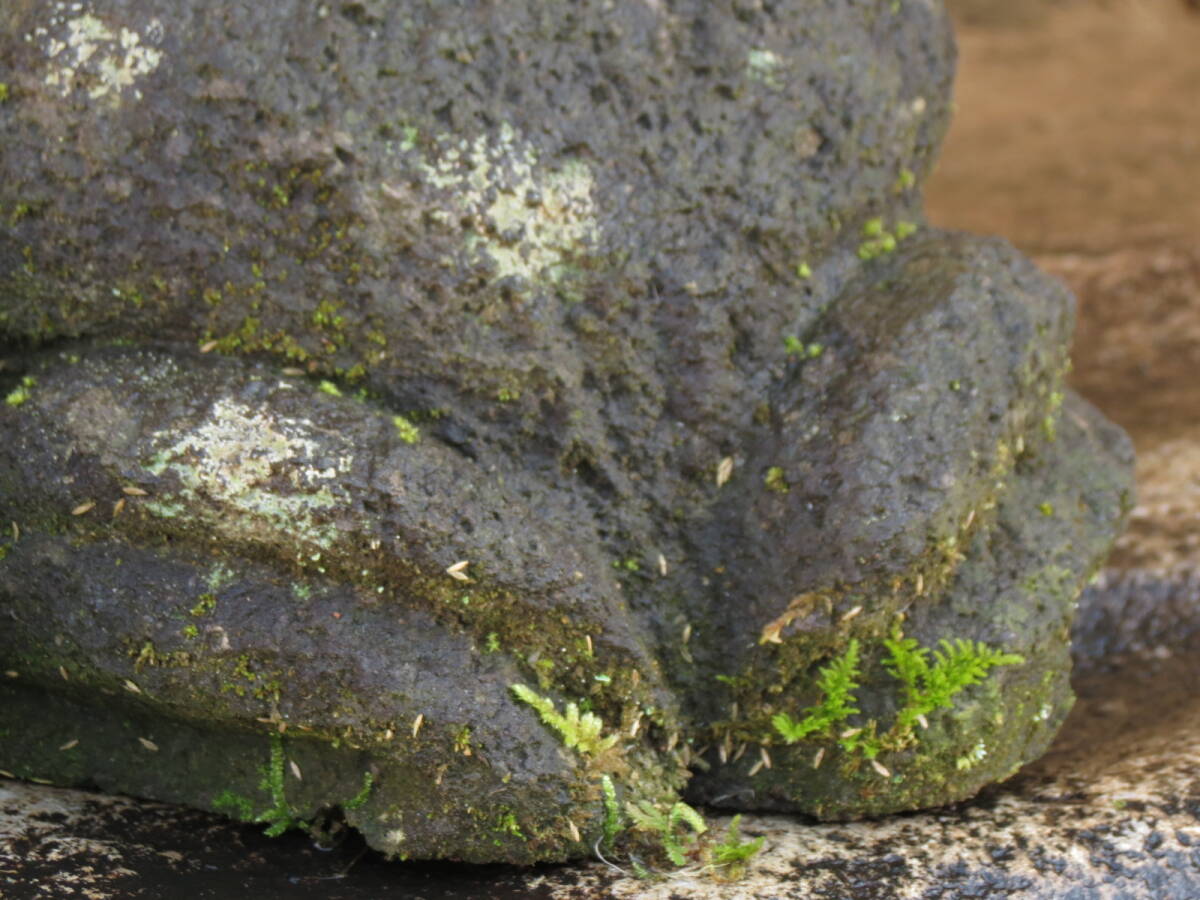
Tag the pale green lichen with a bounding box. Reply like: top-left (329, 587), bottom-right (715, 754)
top-left (406, 122), bottom-right (599, 289)
top-left (142, 396), bottom-right (350, 551)
top-left (746, 49), bottom-right (783, 89)
top-left (35, 12), bottom-right (163, 105)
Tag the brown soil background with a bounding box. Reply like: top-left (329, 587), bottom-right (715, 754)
top-left (931, 0), bottom-right (1200, 575)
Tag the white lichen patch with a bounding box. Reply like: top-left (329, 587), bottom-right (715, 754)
top-left (747, 48), bottom-right (784, 89)
top-left (31, 6), bottom-right (163, 104)
top-left (403, 122), bottom-right (599, 288)
top-left (143, 397), bottom-right (352, 553)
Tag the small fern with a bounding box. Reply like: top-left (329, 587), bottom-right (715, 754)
top-left (772, 639), bottom-right (862, 744)
top-left (710, 814), bottom-right (765, 871)
top-left (256, 732), bottom-right (306, 837)
top-left (626, 799), bottom-right (708, 866)
top-left (885, 631), bottom-right (1023, 740)
top-left (509, 684), bottom-right (619, 756)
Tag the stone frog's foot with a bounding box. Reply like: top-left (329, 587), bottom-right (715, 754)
top-left (0, 231), bottom-right (1131, 861)
top-left (0, 346), bottom-right (687, 864)
top-left (676, 232), bottom-right (1135, 818)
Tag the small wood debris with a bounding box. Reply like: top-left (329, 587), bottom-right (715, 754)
top-left (840, 727), bottom-right (862, 739)
top-left (58, 739), bottom-right (79, 751)
top-left (412, 713), bottom-right (424, 738)
top-left (871, 759), bottom-right (891, 778)
top-left (71, 501), bottom-right (96, 516)
top-left (748, 758), bottom-right (765, 777)
top-left (657, 553), bottom-right (668, 576)
top-left (446, 560), bottom-right (472, 582)
top-left (138, 737), bottom-right (159, 752)
top-left (112, 498), bottom-right (126, 517)
top-left (199, 340), bottom-right (218, 353)
top-left (10, 521), bottom-right (17, 541)
top-left (123, 679), bottom-right (142, 694)
top-left (917, 714), bottom-right (929, 730)
top-left (839, 605), bottom-right (863, 623)
top-left (716, 456), bottom-right (734, 487)
top-left (289, 760), bottom-right (302, 780)
top-left (813, 747), bottom-right (825, 769)
top-left (122, 486), bottom-right (149, 496)
top-left (566, 819), bottom-right (581, 843)
top-left (760, 746), bottom-right (773, 770)
top-left (58, 666), bottom-right (69, 681)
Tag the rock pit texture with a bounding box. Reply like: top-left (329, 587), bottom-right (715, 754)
top-left (0, 0), bottom-right (1132, 864)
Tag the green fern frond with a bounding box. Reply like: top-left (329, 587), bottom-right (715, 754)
top-left (772, 639), bottom-right (862, 744)
top-left (509, 684), bottom-right (619, 756)
top-left (626, 800), bottom-right (706, 866)
top-left (711, 814), bottom-right (765, 868)
top-left (887, 634), bottom-right (1023, 738)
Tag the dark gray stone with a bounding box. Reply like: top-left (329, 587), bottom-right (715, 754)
top-left (0, 0), bottom-right (1131, 864)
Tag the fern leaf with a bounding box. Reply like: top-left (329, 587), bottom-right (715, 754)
top-left (510, 684), bottom-right (618, 756)
top-left (771, 640), bottom-right (862, 744)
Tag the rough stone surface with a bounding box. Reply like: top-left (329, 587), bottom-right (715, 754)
top-left (0, 0), bottom-right (1132, 865)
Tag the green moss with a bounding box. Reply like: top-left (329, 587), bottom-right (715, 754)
top-left (345, 771), bottom-right (375, 810)
top-left (5, 376), bottom-right (36, 407)
top-left (857, 217), bottom-right (919, 260)
top-left (190, 593), bottom-right (217, 617)
top-left (764, 467), bottom-right (789, 494)
top-left (796, 261), bottom-right (812, 279)
top-left (0, 83), bottom-right (9, 103)
top-left (392, 414), bottom-right (420, 444)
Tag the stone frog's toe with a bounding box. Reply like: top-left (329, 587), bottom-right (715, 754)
top-left (681, 234), bottom-right (1134, 818)
top-left (0, 347), bottom-right (686, 862)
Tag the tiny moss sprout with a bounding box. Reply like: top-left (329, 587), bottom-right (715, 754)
top-left (392, 414), bottom-right (420, 444)
top-left (858, 217), bottom-right (919, 260)
top-left (784, 337), bottom-right (823, 359)
top-left (764, 466), bottom-right (790, 494)
top-left (5, 376), bottom-right (36, 407)
top-left (318, 380), bottom-right (342, 397)
top-left (796, 261), bottom-right (812, 279)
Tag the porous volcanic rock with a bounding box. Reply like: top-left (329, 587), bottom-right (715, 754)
top-left (0, 0), bottom-right (1132, 863)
